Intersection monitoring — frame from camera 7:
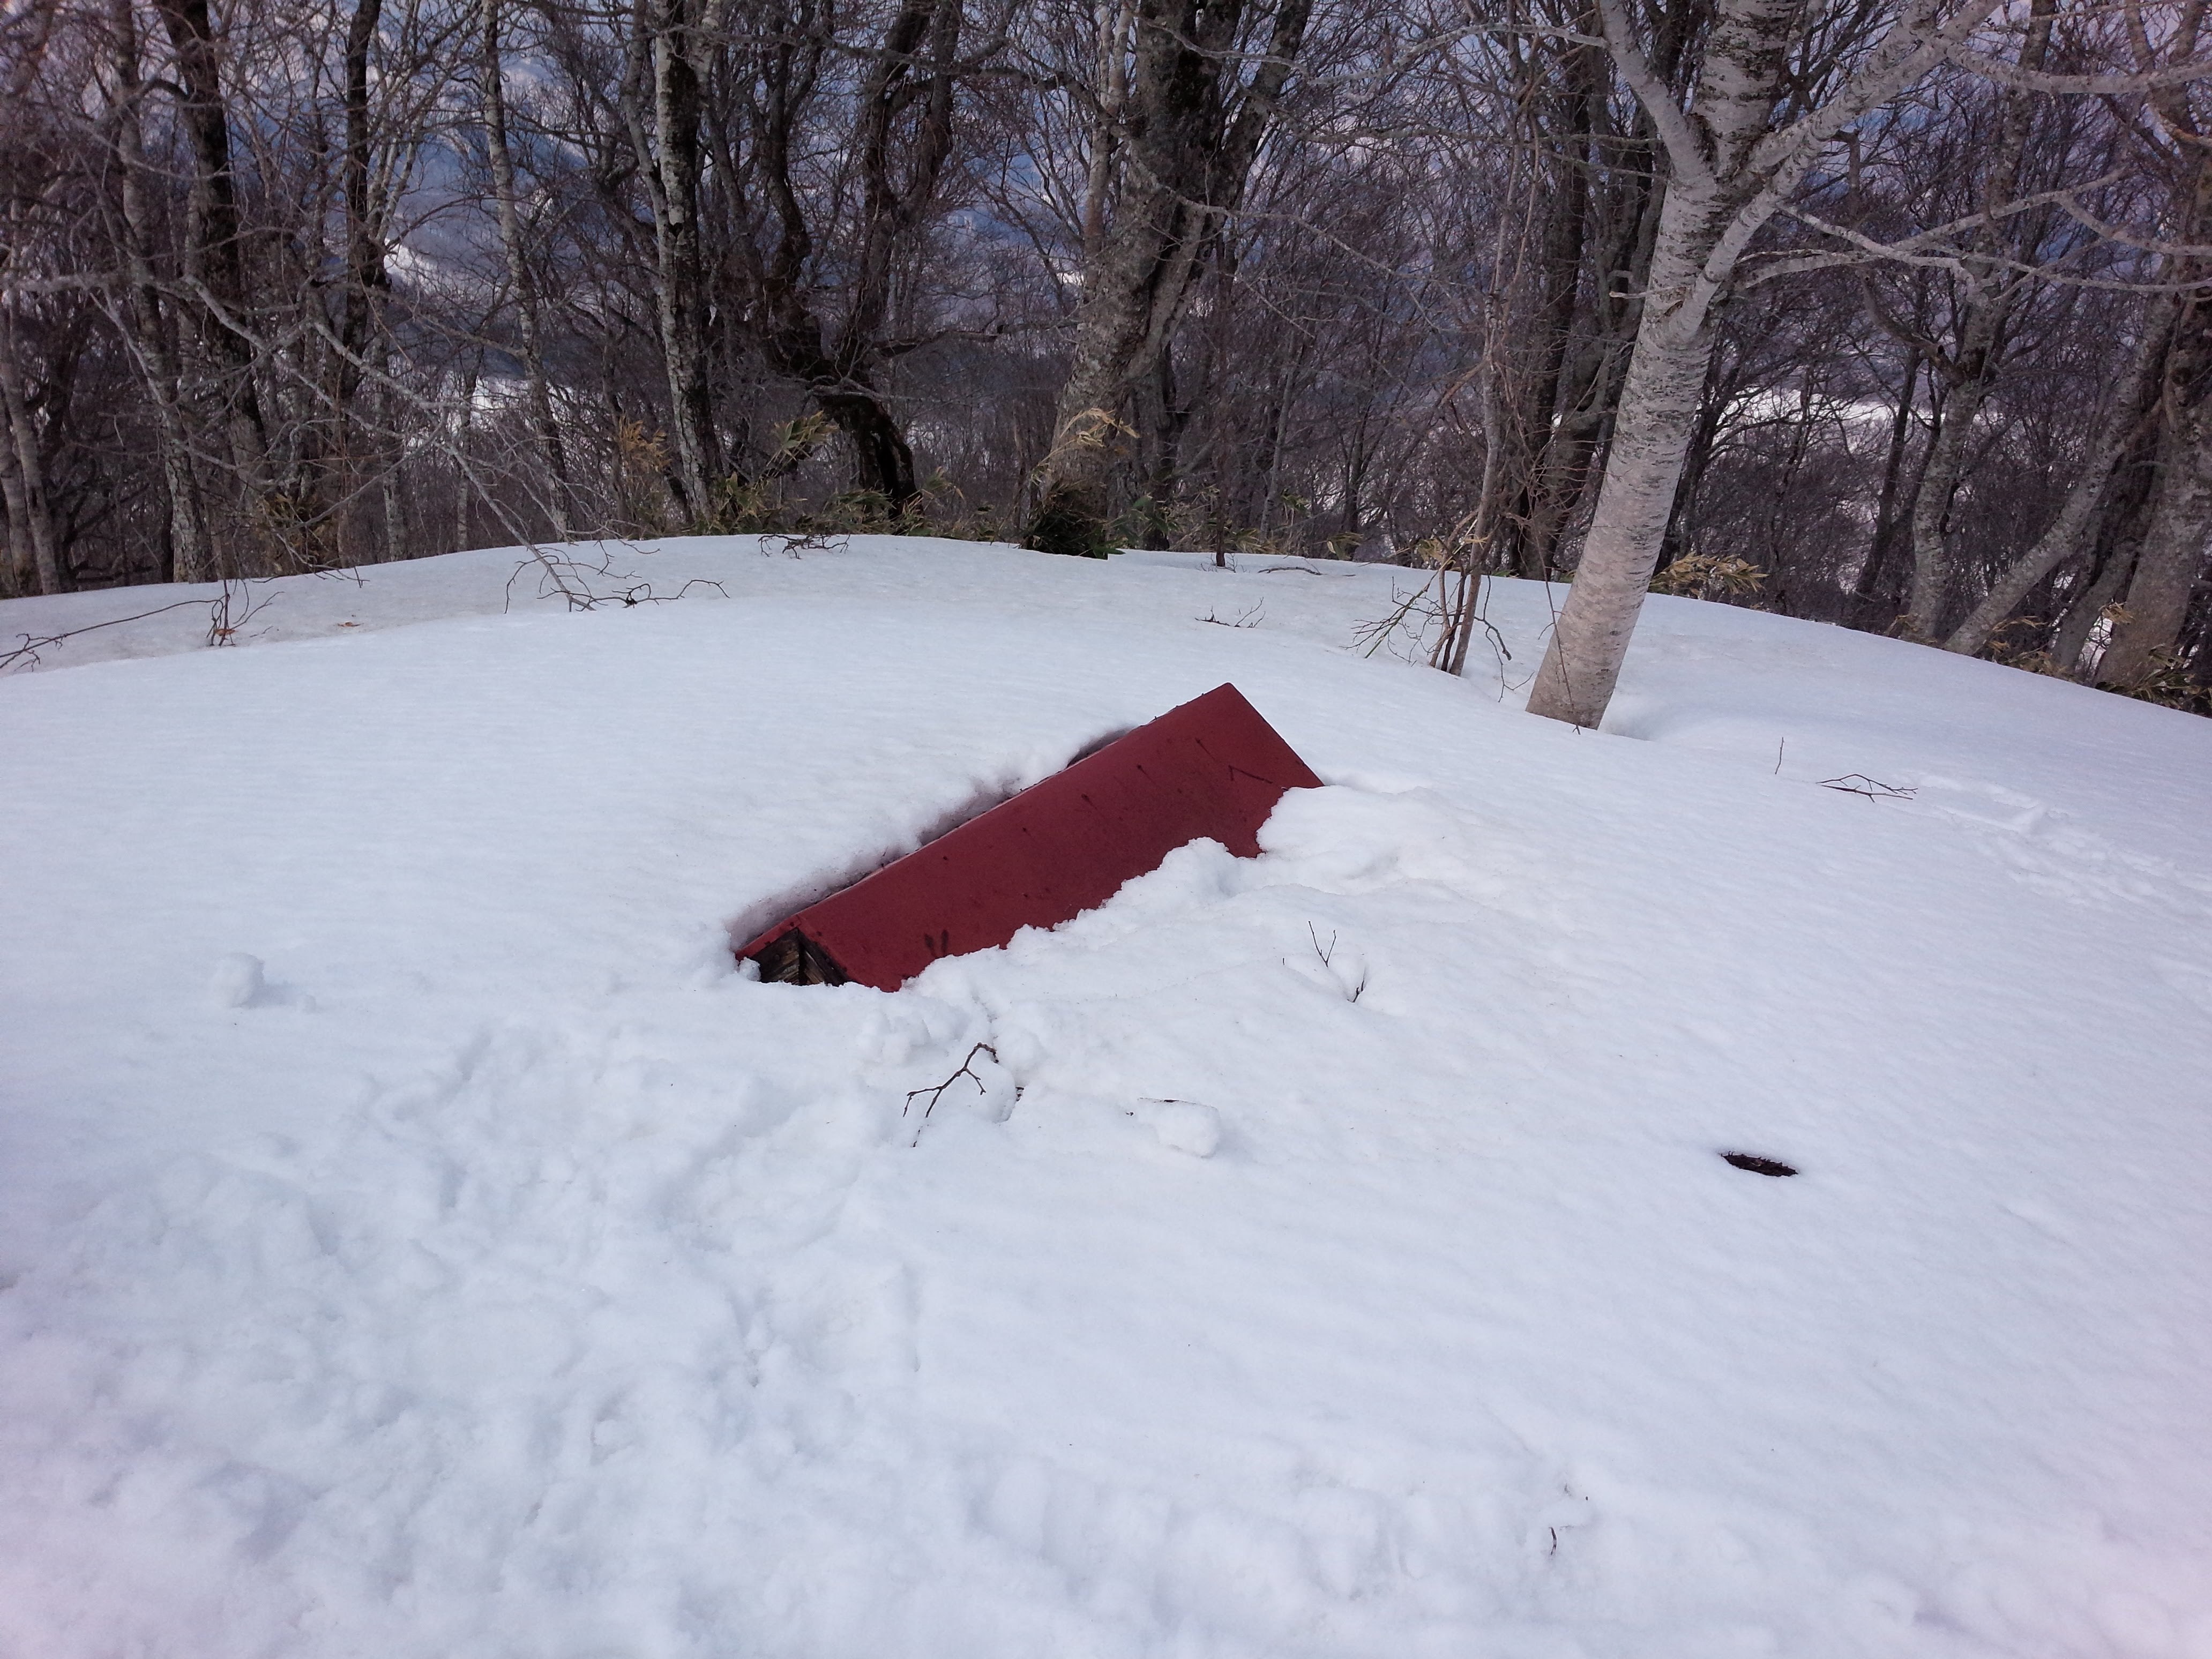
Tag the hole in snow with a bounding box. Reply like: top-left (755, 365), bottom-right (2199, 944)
top-left (1721, 1152), bottom-right (1797, 1178)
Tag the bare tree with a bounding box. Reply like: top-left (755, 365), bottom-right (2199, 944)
top-left (0, 0), bottom-right (2201, 711)
top-left (1025, 0), bottom-right (1313, 557)
top-left (1525, 0), bottom-right (2202, 727)
top-left (482, 0), bottom-right (578, 536)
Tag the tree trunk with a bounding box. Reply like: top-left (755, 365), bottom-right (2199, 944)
top-left (2050, 512), bottom-right (2148, 678)
top-left (2100, 399), bottom-right (2212, 687)
top-left (1026, 0), bottom-right (1312, 558)
top-left (1527, 0), bottom-right (1787, 726)
top-left (1895, 0), bottom-right (2052, 641)
top-left (451, 349), bottom-right (481, 554)
top-left (819, 387), bottom-right (917, 503)
top-left (1526, 0), bottom-right (2000, 726)
top-left (1518, 83), bottom-right (1668, 581)
top-left (0, 364), bottom-right (38, 596)
top-left (339, 0), bottom-right (385, 406)
top-left (631, 0), bottom-right (716, 519)
top-left (1850, 347), bottom-right (1917, 625)
top-left (153, 0), bottom-right (270, 503)
top-left (1900, 362), bottom-right (1992, 639)
top-left (823, 0), bottom-right (960, 506)
top-left (2089, 124), bottom-right (2212, 689)
top-left (482, 0), bottom-right (576, 538)
top-left (1441, 303), bottom-right (1512, 674)
top-left (1079, 0), bottom-right (1137, 265)
top-left (1944, 298), bottom-right (2170, 656)
top-left (107, 0), bottom-right (215, 582)
top-left (0, 299), bottom-right (64, 594)
top-left (1133, 343), bottom-right (1191, 542)
top-left (340, 0), bottom-right (398, 569)
top-left (1526, 282), bottom-right (1716, 723)
top-left (1498, 39), bottom-right (1599, 580)
top-left (376, 372), bottom-right (408, 564)
top-left (735, 0), bottom-right (965, 507)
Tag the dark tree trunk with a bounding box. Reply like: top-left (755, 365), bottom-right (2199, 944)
top-left (1026, 0), bottom-right (1313, 557)
top-left (153, 0), bottom-right (269, 497)
top-left (1850, 348), bottom-right (1919, 627)
top-left (104, 0), bottom-right (215, 582)
top-left (1498, 38), bottom-right (1598, 580)
top-left (746, 0), bottom-right (966, 509)
top-left (340, 0), bottom-right (401, 566)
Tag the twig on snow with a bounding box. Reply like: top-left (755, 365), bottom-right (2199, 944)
top-left (2, 597), bottom-right (216, 673)
top-left (1818, 773), bottom-right (1917, 801)
top-left (205, 576), bottom-right (278, 646)
top-left (3, 573), bottom-right (293, 673)
top-left (759, 528), bottom-right (848, 558)
top-left (505, 540), bottom-right (728, 612)
top-left (1303, 923), bottom-right (1366, 1002)
top-left (904, 1042), bottom-right (1000, 1145)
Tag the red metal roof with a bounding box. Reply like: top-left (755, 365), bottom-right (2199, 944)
top-left (738, 683), bottom-right (1321, 989)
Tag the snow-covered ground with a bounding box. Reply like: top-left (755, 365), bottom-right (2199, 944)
top-left (3, 535), bottom-right (2208, 1658)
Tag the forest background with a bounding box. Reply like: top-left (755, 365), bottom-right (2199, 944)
top-left (3, 0), bottom-right (2210, 715)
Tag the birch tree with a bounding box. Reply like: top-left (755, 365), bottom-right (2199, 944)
top-left (625, 0), bottom-right (721, 520)
top-left (1523, 0), bottom-right (2156, 726)
top-left (0, 0), bottom-right (2200, 710)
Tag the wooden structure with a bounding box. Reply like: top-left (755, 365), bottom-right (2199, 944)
top-left (737, 683), bottom-right (1321, 989)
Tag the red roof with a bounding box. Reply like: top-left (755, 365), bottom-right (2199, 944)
top-left (738, 683), bottom-right (1321, 989)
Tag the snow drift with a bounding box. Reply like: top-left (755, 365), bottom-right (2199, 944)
top-left (2, 535), bottom-right (2208, 1658)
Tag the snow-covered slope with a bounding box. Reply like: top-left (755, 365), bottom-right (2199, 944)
top-left (3, 536), bottom-right (2208, 1658)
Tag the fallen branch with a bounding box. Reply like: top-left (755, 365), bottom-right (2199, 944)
top-left (759, 528), bottom-right (848, 559)
top-left (1818, 773), bottom-right (1917, 802)
top-left (505, 542), bottom-right (728, 612)
top-left (2, 576), bottom-right (292, 674)
top-left (2, 597), bottom-right (216, 674)
top-left (904, 1042), bottom-right (1000, 1145)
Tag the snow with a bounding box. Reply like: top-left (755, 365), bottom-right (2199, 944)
top-left (1142, 1098), bottom-right (1224, 1158)
top-left (3, 535), bottom-right (2209, 1658)
top-left (207, 951), bottom-right (270, 1011)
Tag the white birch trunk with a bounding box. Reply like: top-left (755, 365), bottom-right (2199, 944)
top-left (1525, 0), bottom-right (2004, 727)
top-left (1523, 243), bottom-right (1719, 724)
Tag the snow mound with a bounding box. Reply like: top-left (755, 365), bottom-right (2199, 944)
top-left (3, 535), bottom-right (2209, 1657)
top-left (1144, 1099), bottom-right (1224, 1157)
